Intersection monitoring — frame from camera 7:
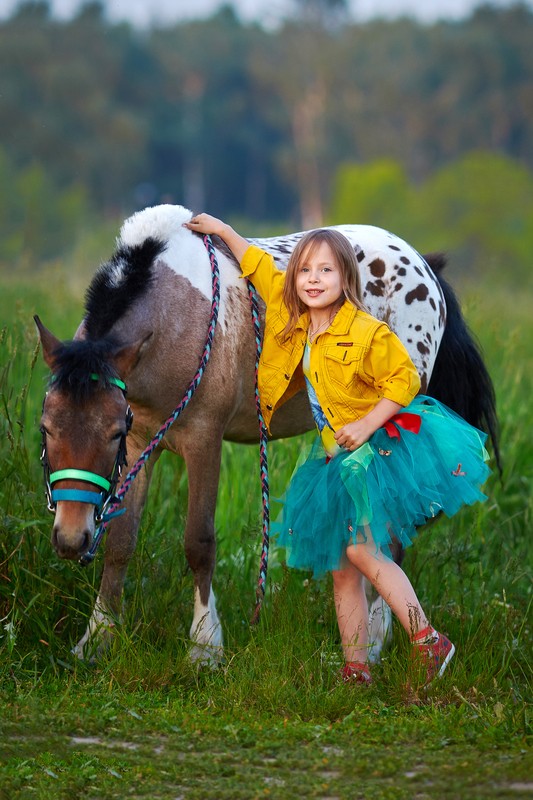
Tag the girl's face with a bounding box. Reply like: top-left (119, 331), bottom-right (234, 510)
top-left (295, 241), bottom-right (344, 316)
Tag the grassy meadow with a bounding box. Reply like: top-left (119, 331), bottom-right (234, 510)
top-left (0, 259), bottom-right (531, 799)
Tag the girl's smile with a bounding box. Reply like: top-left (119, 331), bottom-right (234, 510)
top-left (296, 241), bottom-right (344, 322)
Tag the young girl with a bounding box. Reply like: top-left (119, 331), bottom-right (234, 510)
top-left (184, 213), bottom-right (490, 688)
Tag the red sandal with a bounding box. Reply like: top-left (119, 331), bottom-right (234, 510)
top-left (408, 631), bottom-right (455, 689)
top-left (341, 661), bottom-right (373, 685)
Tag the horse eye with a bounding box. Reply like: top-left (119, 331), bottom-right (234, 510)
top-left (111, 431), bottom-right (124, 441)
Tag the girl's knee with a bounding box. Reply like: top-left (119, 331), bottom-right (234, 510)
top-left (346, 542), bottom-right (386, 573)
top-left (332, 564), bottom-right (364, 589)
top-left (346, 543), bottom-right (369, 568)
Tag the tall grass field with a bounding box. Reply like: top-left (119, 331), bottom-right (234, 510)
top-left (0, 261), bottom-right (531, 799)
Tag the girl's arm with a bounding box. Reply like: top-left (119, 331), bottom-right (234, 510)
top-left (184, 212), bottom-right (282, 304)
top-left (183, 213), bottom-right (250, 264)
top-left (334, 398), bottom-right (402, 451)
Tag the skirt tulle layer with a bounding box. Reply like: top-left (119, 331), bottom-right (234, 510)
top-left (272, 396), bottom-right (490, 578)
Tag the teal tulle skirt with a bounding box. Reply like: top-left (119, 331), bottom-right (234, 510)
top-left (272, 396), bottom-right (490, 578)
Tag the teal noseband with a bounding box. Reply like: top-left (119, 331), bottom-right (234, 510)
top-left (49, 468), bottom-right (112, 509)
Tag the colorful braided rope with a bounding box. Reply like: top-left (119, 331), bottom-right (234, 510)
top-left (247, 281), bottom-right (270, 624)
top-left (81, 234), bottom-right (221, 564)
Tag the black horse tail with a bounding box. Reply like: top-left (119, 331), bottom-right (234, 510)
top-left (424, 253), bottom-right (501, 474)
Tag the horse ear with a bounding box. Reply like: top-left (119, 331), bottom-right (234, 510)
top-left (111, 332), bottom-right (153, 378)
top-left (34, 315), bottom-right (62, 371)
top-left (74, 318), bottom-right (88, 340)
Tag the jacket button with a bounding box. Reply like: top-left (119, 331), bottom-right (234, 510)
top-left (284, 374), bottom-right (290, 380)
top-left (266, 404), bottom-right (273, 410)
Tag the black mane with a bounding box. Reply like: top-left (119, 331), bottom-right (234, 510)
top-left (84, 237), bottom-right (166, 339)
top-left (49, 338), bottom-right (123, 402)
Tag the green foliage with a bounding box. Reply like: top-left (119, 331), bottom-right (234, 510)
top-left (329, 158), bottom-right (413, 229)
top-left (330, 151), bottom-right (533, 285)
top-left (0, 146), bottom-right (92, 264)
top-left (1, 3), bottom-right (533, 255)
top-left (417, 151), bottom-right (533, 271)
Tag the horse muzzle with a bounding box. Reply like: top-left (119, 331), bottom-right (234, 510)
top-left (51, 502), bottom-right (96, 560)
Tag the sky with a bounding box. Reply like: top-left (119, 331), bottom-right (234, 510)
top-left (1, 0), bottom-right (531, 27)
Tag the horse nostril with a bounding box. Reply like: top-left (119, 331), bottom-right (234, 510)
top-left (51, 525), bottom-right (92, 556)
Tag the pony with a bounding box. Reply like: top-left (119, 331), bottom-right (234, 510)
top-left (36, 204), bottom-right (498, 663)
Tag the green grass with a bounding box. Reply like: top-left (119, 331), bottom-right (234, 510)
top-left (1, 687), bottom-right (530, 799)
top-left (0, 269), bottom-right (531, 798)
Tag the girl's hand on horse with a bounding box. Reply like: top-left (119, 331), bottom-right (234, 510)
top-left (184, 213), bottom-right (227, 236)
top-left (184, 214), bottom-right (250, 263)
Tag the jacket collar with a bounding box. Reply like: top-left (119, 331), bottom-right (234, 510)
top-left (295, 300), bottom-right (357, 336)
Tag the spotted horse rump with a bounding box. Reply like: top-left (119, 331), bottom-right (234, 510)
top-left (251, 223), bottom-right (446, 393)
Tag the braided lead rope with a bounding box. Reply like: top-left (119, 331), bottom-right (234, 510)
top-left (80, 234), bottom-right (221, 565)
top-left (247, 281), bottom-right (270, 625)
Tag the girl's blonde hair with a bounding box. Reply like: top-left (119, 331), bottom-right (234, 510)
top-left (281, 228), bottom-right (368, 339)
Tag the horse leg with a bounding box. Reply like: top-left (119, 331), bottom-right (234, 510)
top-left (182, 436), bottom-right (224, 667)
top-left (73, 445), bottom-right (157, 661)
top-left (367, 592), bottom-right (392, 664)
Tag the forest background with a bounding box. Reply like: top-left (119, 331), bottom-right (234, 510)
top-left (1, 0), bottom-right (533, 290)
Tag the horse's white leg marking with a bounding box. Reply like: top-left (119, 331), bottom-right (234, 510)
top-left (367, 592), bottom-right (392, 664)
top-left (72, 594), bottom-right (117, 662)
top-left (189, 586), bottom-right (224, 666)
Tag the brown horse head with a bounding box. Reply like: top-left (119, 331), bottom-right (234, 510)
top-left (35, 316), bottom-right (147, 560)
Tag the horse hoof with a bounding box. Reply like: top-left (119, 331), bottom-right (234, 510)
top-left (189, 644), bottom-right (225, 669)
top-left (71, 641), bottom-right (98, 663)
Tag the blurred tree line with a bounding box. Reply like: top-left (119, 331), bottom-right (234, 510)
top-left (1, 0), bottom-right (533, 279)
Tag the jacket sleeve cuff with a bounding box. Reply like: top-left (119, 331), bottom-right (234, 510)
top-left (381, 383), bottom-right (420, 407)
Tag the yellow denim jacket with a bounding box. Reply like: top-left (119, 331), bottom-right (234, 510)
top-left (240, 245), bottom-right (421, 434)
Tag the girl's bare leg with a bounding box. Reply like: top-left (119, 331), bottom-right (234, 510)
top-left (346, 534), bottom-right (429, 639)
top-left (332, 563), bottom-right (370, 663)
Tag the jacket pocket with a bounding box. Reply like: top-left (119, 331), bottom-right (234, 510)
top-left (323, 344), bottom-right (365, 387)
